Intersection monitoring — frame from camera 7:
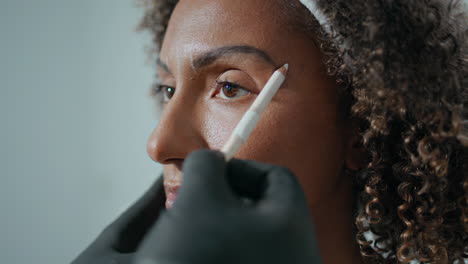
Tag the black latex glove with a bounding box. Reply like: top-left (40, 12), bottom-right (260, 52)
top-left (71, 149), bottom-right (322, 264)
top-left (134, 149), bottom-right (322, 264)
top-left (71, 176), bottom-right (166, 264)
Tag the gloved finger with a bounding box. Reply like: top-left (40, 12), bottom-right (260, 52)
top-left (95, 176), bottom-right (166, 253)
top-left (133, 209), bottom-right (198, 264)
top-left (225, 159), bottom-right (275, 201)
top-left (259, 166), bottom-right (308, 213)
top-left (177, 149), bottom-right (235, 206)
top-left (71, 251), bottom-right (133, 264)
top-left (136, 151), bottom-right (232, 264)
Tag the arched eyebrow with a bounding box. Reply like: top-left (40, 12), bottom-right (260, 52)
top-left (192, 45), bottom-right (277, 69)
top-left (156, 45), bottom-right (277, 73)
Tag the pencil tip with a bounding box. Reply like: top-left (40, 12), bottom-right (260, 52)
top-left (278, 64), bottom-right (289, 75)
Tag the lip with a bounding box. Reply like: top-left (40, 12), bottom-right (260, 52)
top-left (164, 183), bottom-right (180, 209)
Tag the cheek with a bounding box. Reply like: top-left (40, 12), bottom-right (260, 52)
top-left (201, 101), bottom-right (251, 150)
top-left (197, 93), bottom-right (345, 208)
top-left (236, 100), bottom-right (347, 207)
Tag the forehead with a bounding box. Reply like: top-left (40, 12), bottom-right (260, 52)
top-left (160, 0), bottom-right (289, 62)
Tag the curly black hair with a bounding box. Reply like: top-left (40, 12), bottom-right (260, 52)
top-left (137, 0), bottom-right (468, 263)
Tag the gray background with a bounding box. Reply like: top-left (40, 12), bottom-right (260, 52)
top-left (1, 1), bottom-right (467, 264)
top-left (1, 0), bottom-right (162, 263)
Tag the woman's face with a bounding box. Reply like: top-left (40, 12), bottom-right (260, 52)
top-left (147, 0), bottom-right (356, 209)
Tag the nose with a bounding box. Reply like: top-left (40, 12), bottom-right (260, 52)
top-left (147, 95), bottom-right (208, 165)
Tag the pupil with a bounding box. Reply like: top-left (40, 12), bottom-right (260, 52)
top-left (223, 84), bottom-right (238, 97)
top-left (165, 87), bottom-right (174, 99)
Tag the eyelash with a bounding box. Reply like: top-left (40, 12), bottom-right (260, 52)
top-left (149, 80), bottom-right (251, 103)
top-left (214, 80), bottom-right (251, 99)
top-left (150, 83), bottom-right (162, 97)
top-left (150, 83), bottom-right (173, 103)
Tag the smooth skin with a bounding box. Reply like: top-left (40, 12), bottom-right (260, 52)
top-left (146, 0), bottom-right (365, 263)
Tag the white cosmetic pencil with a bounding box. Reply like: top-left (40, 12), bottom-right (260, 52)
top-left (221, 63), bottom-right (289, 161)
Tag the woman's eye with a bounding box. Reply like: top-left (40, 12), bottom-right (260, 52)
top-left (162, 86), bottom-right (176, 101)
top-left (216, 81), bottom-right (250, 99)
top-left (152, 84), bottom-right (175, 103)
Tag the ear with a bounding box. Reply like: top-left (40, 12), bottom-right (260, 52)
top-left (343, 120), bottom-right (368, 171)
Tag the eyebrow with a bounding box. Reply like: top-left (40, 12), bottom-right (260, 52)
top-left (157, 45), bottom-right (277, 73)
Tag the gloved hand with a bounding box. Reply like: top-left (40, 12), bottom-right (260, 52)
top-left (134, 149), bottom-right (322, 264)
top-left (71, 176), bottom-right (166, 264)
top-left (71, 149), bottom-right (322, 264)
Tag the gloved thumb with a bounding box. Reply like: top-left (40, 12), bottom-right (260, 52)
top-left (175, 149), bottom-right (237, 207)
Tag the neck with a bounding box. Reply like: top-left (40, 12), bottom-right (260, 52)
top-left (310, 174), bottom-right (364, 264)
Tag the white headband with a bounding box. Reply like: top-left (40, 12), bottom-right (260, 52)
top-left (298, 0), bottom-right (331, 34)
